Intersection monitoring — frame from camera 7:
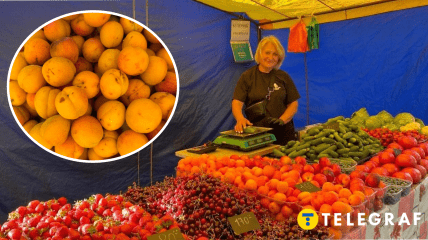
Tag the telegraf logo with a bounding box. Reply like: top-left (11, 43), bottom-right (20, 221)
top-left (298, 210), bottom-right (423, 228)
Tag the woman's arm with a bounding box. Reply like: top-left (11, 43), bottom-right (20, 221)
top-left (279, 101), bottom-right (298, 124)
top-left (232, 99), bottom-right (253, 133)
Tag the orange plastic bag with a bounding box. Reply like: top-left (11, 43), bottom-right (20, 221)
top-left (288, 20), bottom-right (309, 53)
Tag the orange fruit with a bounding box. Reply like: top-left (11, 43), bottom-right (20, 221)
top-left (244, 179), bottom-right (257, 191)
top-left (273, 193), bottom-right (287, 203)
top-left (263, 165), bottom-right (276, 178)
top-left (324, 191), bottom-right (339, 205)
top-left (276, 181), bottom-right (289, 193)
top-left (281, 205), bottom-right (293, 217)
top-left (329, 228), bottom-right (343, 240)
top-left (236, 160), bottom-right (245, 167)
top-left (190, 166), bottom-right (200, 175)
top-left (268, 202), bottom-right (280, 214)
top-left (319, 204), bottom-right (333, 215)
top-left (297, 192), bottom-right (311, 201)
top-left (339, 198), bottom-right (349, 204)
top-left (334, 184), bottom-right (343, 193)
top-left (288, 170), bottom-right (300, 180)
top-left (257, 186), bottom-right (270, 196)
top-left (268, 190), bottom-right (277, 198)
top-left (267, 179), bottom-right (280, 190)
top-left (260, 198), bottom-right (271, 208)
top-left (353, 191), bottom-right (365, 201)
top-left (253, 167), bottom-right (263, 177)
top-left (190, 157), bottom-right (199, 166)
top-left (338, 188), bottom-right (352, 199)
top-left (332, 201), bottom-right (352, 215)
top-left (348, 195), bottom-right (363, 206)
top-left (224, 172), bottom-right (236, 184)
top-left (272, 171), bottom-right (282, 180)
top-left (322, 182), bottom-right (335, 192)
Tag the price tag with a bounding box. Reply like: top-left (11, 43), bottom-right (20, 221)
top-left (295, 181), bottom-right (321, 193)
top-left (393, 148), bottom-right (402, 156)
top-left (324, 122), bottom-right (339, 131)
top-left (227, 212), bottom-right (261, 235)
top-left (147, 228), bottom-right (185, 240)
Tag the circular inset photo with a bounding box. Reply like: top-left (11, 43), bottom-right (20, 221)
top-left (8, 10), bottom-right (179, 163)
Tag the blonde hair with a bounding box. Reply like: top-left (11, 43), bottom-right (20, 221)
top-left (254, 35), bottom-right (286, 70)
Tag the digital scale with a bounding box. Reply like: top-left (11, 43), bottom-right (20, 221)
top-left (213, 127), bottom-right (276, 151)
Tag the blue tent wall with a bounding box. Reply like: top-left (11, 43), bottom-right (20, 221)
top-left (0, 0), bottom-right (427, 224)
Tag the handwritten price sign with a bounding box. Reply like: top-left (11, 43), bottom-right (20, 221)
top-left (227, 212), bottom-right (261, 235)
top-left (147, 228), bottom-right (185, 240)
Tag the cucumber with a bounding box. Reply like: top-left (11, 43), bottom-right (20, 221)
top-left (314, 131), bottom-right (330, 139)
top-left (307, 128), bottom-right (321, 136)
top-left (318, 153), bottom-right (330, 158)
top-left (320, 145), bottom-right (338, 154)
top-left (337, 148), bottom-right (350, 154)
top-left (310, 138), bottom-right (324, 146)
top-left (349, 152), bottom-right (363, 157)
top-left (350, 146), bottom-right (359, 151)
top-left (272, 149), bottom-right (285, 157)
top-left (338, 126), bottom-right (347, 134)
top-left (289, 148), bottom-right (309, 158)
top-left (326, 116), bottom-right (345, 123)
top-left (349, 138), bottom-right (357, 143)
top-left (303, 136), bottom-right (316, 141)
top-left (333, 132), bottom-right (346, 144)
top-left (321, 137), bottom-right (336, 144)
top-left (336, 142), bottom-right (345, 149)
top-left (327, 150), bottom-right (339, 158)
top-left (296, 143), bottom-right (311, 151)
top-left (286, 140), bottom-right (296, 147)
top-left (314, 143), bottom-right (331, 153)
top-left (343, 132), bottom-right (354, 139)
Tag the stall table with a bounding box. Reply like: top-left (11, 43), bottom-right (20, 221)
top-left (175, 144), bottom-right (280, 159)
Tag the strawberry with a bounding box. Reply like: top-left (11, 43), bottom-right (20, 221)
top-left (68, 228), bottom-right (80, 240)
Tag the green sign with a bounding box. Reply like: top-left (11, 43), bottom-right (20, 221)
top-left (231, 42), bottom-right (253, 62)
top-left (227, 212), bottom-right (261, 235)
top-left (147, 228), bottom-right (185, 240)
top-left (295, 181), bottom-right (321, 193)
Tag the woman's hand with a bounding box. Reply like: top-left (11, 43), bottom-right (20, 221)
top-left (234, 117), bottom-right (253, 133)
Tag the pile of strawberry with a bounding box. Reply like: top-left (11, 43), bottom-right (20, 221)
top-left (0, 194), bottom-right (179, 240)
top-left (363, 128), bottom-right (427, 146)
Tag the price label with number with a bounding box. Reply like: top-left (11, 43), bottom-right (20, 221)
top-left (324, 122), bottom-right (340, 131)
top-left (227, 212), bottom-right (261, 235)
top-left (295, 181), bottom-right (321, 193)
top-left (147, 228), bottom-right (185, 240)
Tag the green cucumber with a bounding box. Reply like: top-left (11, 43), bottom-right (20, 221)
top-left (289, 148), bottom-right (309, 158)
top-left (314, 143), bottom-right (331, 153)
top-left (321, 137), bottom-right (336, 144)
top-left (343, 132), bottom-right (354, 139)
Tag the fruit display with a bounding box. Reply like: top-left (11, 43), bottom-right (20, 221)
top-left (9, 12), bottom-right (177, 161)
top-left (364, 128), bottom-right (427, 146)
top-left (277, 116), bottom-right (383, 162)
top-left (0, 194), bottom-right (180, 240)
top-left (123, 174), bottom-right (331, 239)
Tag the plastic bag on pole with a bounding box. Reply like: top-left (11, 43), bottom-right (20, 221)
top-left (288, 20), bottom-right (309, 53)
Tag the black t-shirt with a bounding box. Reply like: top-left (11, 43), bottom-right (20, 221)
top-left (233, 65), bottom-right (300, 119)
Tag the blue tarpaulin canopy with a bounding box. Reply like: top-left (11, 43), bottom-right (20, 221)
top-left (0, 0), bottom-right (427, 223)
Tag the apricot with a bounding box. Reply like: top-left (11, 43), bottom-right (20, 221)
top-left (13, 106), bottom-right (30, 125)
top-left (28, 29), bottom-right (47, 42)
top-left (23, 101), bottom-right (38, 118)
top-left (39, 115), bottom-right (70, 146)
top-left (24, 38), bottom-right (51, 65)
top-left (78, 148), bottom-right (88, 160)
top-left (62, 14), bottom-right (79, 22)
top-left (93, 137), bottom-right (118, 158)
top-left (71, 14), bottom-right (95, 36)
top-left (141, 56), bottom-right (168, 86)
top-left (29, 123), bottom-right (53, 150)
top-left (83, 13), bottom-right (111, 27)
top-left (34, 86), bottom-right (60, 119)
top-left (72, 71), bottom-right (100, 99)
top-left (150, 92), bottom-right (175, 120)
top-left (9, 81), bottom-right (27, 106)
top-left (23, 120), bottom-right (38, 133)
top-left (120, 79), bottom-right (150, 106)
top-left (149, 43), bottom-right (163, 53)
top-left (10, 53), bottom-right (28, 80)
top-left (155, 71), bottom-right (177, 95)
top-left (156, 48), bottom-right (174, 71)
top-left (55, 86), bottom-right (88, 119)
top-left (126, 98), bottom-right (162, 133)
top-left (44, 19), bottom-right (71, 42)
top-left (71, 35), bottom-right (85, 55)
top-left (82, 38), bottom-right (105, 63)
top-left (100, 69), bottom-right (129, 99)
top-left (97, 100), bottom-right (125, 131)
top-left (50, 37), bottom-right (79, 63)
top-left (146, 49), bottom-right (156, 57)
top-left (146, 121), bottom-right (165, 141)
top-left (120, 17), bottom-right (143, 34)
top-left (94, 95), bottom-right (109, 111)
top-left (103, 129), bottom-right (119, 140)
top-left (71, 116), bottom-right (103, 148)
top-left (17, 65), bottom-right (46, 93)
top-left (332, 201), bottom-right (352, 215)
top-left (100, 21), bottom-right (124, 48)
top-left (88, 148), bottom-right (105, 161)
top-left (42, 57), bottom-right (76, 87)
top-left (116, 130), bottom-right (148, 156)
top-left (97, 49), bottom-right (120, 75)
top-left (117, 47), bottom-right (149, 76)
top-left (74, 57), bottom-right (93, 74)
top-left (143, 29), bottom-right (160, 44)
top-left (122, 31), bottom-right (147, 50)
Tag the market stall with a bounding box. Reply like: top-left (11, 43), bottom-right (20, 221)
top-left (1, 0), bottom-right (428, 239)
